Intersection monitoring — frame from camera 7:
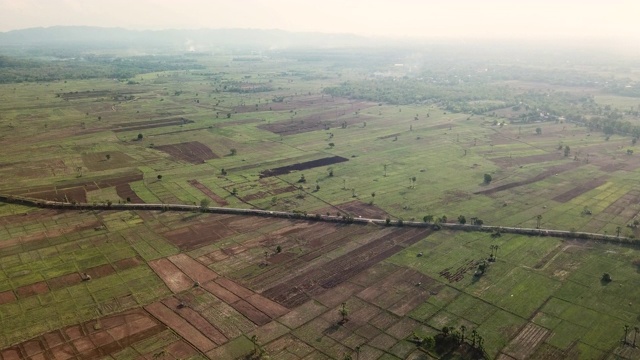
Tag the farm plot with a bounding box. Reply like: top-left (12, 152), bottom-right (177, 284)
top-left (155, 141), bottom-right (219, 164)
top-left (259, 155), bottom-right (348, 178)
top-left (261, 227), bottom-right (432, 308)
top-left (82, 151), bottom-right (136, 171)
top-left (115, 183), bottom-right (145, 203)
top-left (187, 180), bottom-right (229, 206)
top-left (475, 161), bottom-right (581, 195)
top-left (0, 308), bottom-right (166, 360)
top-left (4, 172), bottom-right (143, 203)
top-left (111, 117), bottom-right (194, 132)
top-left (552, 176), bottom-right (608, 203)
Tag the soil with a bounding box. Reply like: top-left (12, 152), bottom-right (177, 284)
top-left (82, 152), bottom-right (136, 171)
top-left (187, 180), bottom-right (229, 206)
top-left (552, 176), bottom-right (608, 203)
top-left (8, 173), bottom-right (143, 203)
top-left (144, 302), bottom-right (216, 353)
top-left (155, 141), bottom-right (219, 164)
top-left (162, 218), bottom-right (237, 251)
top-left (3, 308), bottom-right (164, 360)
top-left (502, 322), bottom-right (550, 360)
top-left (475, 161), bottom-right (582, 195)
top-left (148, 258), bottom-right (194, 293)
top-left (114, 183), bottom-right (145, 203)
top-left (15, 281), bottom-right (49, 299)
top-left (111, 117), bottom-right (194, 132)
top-left (167, 254), bottom-right (219, 284)
top-left (259, 156), bottom-right (349, 178)
top-left (261, 227), bottom-right (432, 308)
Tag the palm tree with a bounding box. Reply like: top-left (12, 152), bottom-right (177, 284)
top-left (471, 329), bottom-right (478, 347)
top-left (616, 226), bottom-right (622, 237)
top-left (634, 326), bottom-right (639, 347)
top-left (383, 164), bottom-right (388, 177)
top-left (460, 325), bottom-right (466, 344)
top-left (536, 214), bottom-right (542, 229)
top-left (339, 302), bottom-right (349, 323)
top-left (624, 325), bottom-right (631, 345)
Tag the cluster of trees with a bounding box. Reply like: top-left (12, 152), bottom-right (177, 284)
top-left (411, 325), bottom-right (487, 358)
top-left (0, 54), bottom-right (203, 83)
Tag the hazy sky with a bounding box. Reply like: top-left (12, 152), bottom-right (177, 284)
top-left (1, 0), bottom-right (638, 40)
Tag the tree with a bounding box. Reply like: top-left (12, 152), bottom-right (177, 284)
top-left (616, 226), bottom-right (622, 237)
top-left (370, 192), bottom-right (375, 204)
top-left (564, 145), bottom-right (571, 157)
top-left (157, 174), bottom-right (163, 180)
top-left (328, 167), bottom-right (334, 177)
top-left (105, 154), bottom-right (111, 161)
top-left (423, 214), bottom-right (434, 223)
top-left (383, 164), bottom-right (388, 177)
top-left (229, 148), bottom-right (237, 156)
top-left (634, 326), bottom-right (639, 347)
top-left (411, 176), bottom-right (417, 188)
top-left (483, 173), bottom-right (492, 184)
top-left (460, 325), bottom-right (466, 344)
top-left (628, 149), bottom-right (634, 155)
top-left (602, 273), bottom-right (612, 283)
top-left (232, 188), bottom-right (238, 196)
top-left (536, 127), bottom-right (542, 135)
top-left (458, 215), bottom-right (466, 224)
top-left (328, 142), bottom-right (335, 148)
top-left (624, 325), bottom-right (630, 345)
top-left (200, 198), bottom-right (211, 210)
top-left (339, 302), bottom-right (349, 324)
top-left (536, 214), bottom-right (542, 229)
top-left (137, 133), bottom-right (143, 140)
top-left (298, 174), bottom-right (306, 183)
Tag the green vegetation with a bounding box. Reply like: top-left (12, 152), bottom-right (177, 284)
top-left (1, 41), bottom-right (640, 359)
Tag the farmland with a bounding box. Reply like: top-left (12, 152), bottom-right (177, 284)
top-left (1, 43), bottom-right (640, 360)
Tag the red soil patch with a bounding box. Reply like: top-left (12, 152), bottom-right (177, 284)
top-left (168, 254), bottom-right (219, 284)
top-left (148, 258), bottom-right (194, 293)
top-left (0, 209), bottom-right (62, 227)
top-left (155, 141), bottom-right (219, 164)
top-left (187, 180), bottom-right (229, 206)
top-left (262, 227), bottom-right (432, 308)
top-left (115, 183), bottom-right (144, 203)
top-left (86, 263), bottom-right (116, 278)
top-left (112, 117), bottom-right (193, 132)
top-left (8, 173), bottom-right (143, 203)
top-left (113, 256), bottom-right (143, 271)
top-left (48, 273), bottom-right (82, 291)
top-left (335, 200), bottom-right (389, 219)
top-left (0, 290), bottom-right (16, 305)
top-left (15, 281), bottom-right (49, 298)
top-left (259, 156), bottom-right (349, 178)
top-left (475, 161), bottom-right (582, 195)
top-left (162, 220), bottom-right (237, 251)
top-left (552, 176), bottom-right (608, 203)
top-left (5, 308), bottom-right (164, 359)
top-left (162, 296), bottom-right (227, 345)
top-left (145, 302), bottom-right (216, 353)
top-left (229, 300), bottom-right (271, 326)
top-left (201, 281), bottom-right (241, 304)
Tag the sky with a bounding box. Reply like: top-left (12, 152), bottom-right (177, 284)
top-left (0, 0), bottom-right (638, 41)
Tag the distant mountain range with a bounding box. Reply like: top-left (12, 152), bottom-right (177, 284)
top-left (0, 26), bottom-right (382, 53)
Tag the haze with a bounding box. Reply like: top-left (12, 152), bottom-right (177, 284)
top-left (1, 0), bottom-right (638, 41)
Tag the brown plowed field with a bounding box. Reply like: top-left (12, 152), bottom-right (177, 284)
top-left (258, 111), bottom-right (374, 136)
top-left (1, 308), bottom-right (164, 360)
top-left (259, 156), bottom-right (349, 178)
top-left (145, 302), bottom-right (216, 353)
top-left (168, 254), bottom-right (219, 283)
top-left (82, 151), bottom-right (136, 171)
top-left (155, 141), bottom-right (218, 164)
top-left (115, 183), bottom-right (145, 203)
top-left (490, 153), bottom-right (562, 167)
top-left (6, 173), bottom-right (143, 203)
top-left (112, 117), bottom-right (194, 132)
top-left (502, 322), bottom-right (549, 359)
top-left (187, 179), bottom-right (229, 206)
top-left (475, 161), bottom-right (581, 195)
top-left (148, 258), bottom-right (194, 293)
top-left (162, 219), bottom-right (237, 251)
top-left (261, 227), bottom-right (432, 308)
top-left (161, 296), bottom-right (228, 345)
top-left (552, 176), bottom-right (608, 203)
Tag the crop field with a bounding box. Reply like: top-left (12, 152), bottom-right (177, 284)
top-left (1, 49), bottom-right (640, 359)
